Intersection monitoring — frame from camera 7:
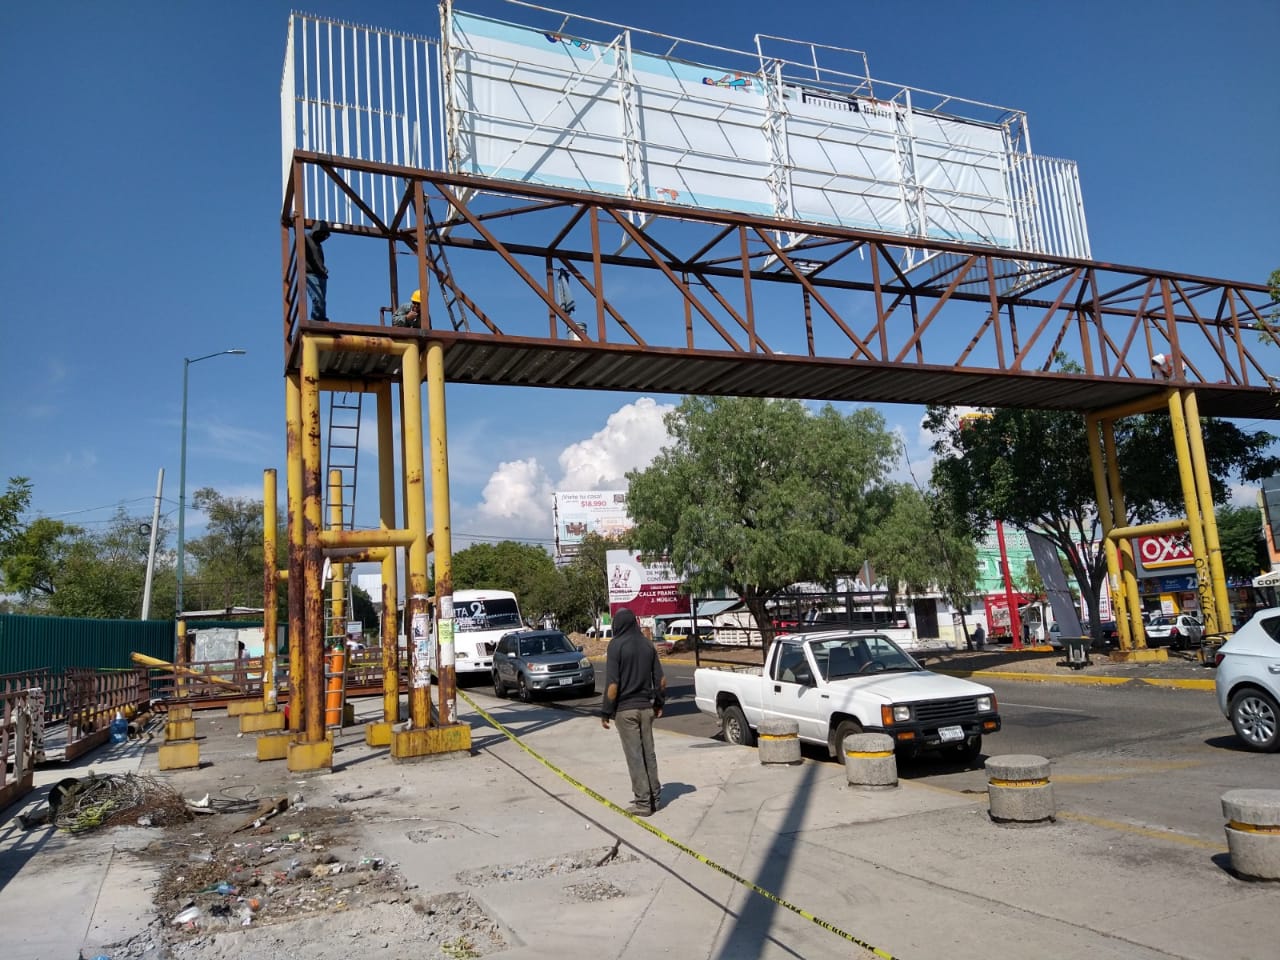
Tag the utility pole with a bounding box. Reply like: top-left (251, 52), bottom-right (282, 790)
top-left (141, 468), bottom-right (164, 619)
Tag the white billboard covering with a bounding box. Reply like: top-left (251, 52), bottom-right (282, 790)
top-left (554, 490), bottom-right (633, 555)
top-left (443, 6), bottom-right (1083, 257)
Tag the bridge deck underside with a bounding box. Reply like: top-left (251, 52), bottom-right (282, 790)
top-left (313, 327), bottom-right (1274, 420)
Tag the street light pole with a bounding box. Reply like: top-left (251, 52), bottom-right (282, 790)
top-left (176, 349), bottom-right (247, 619)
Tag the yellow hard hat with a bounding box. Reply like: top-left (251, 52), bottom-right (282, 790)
top-left (411, 289), bottom-right (421, 303)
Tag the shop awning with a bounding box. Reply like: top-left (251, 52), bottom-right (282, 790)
top-left (1252, 570), bottom-right (1280, 588)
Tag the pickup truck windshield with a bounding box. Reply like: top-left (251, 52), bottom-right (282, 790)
top-left (813, 636), bottom-right (918, 680)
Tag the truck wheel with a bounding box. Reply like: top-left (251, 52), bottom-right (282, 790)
top-left (955, 734), bottom-right (983, 764)
top-left (517, 674), bottom-right (532, 703)
top-left (721, 704), bottom-right (756, 747)
top-left (492, 670), bottom-right (507, 699)
top-left (831, 718), bottom-right (863, 758)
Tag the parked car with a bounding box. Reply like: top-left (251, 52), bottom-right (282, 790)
top-left (492, 630), bottom-right (596, 702)
top-left (1214, 608), bottom-right (1280, 752)
top-left (585, 624), bottom-right (612, 640)
top-left (1145, 613), bottom-right (1204, 650)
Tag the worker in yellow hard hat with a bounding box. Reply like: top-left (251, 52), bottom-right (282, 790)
top-left (391, 288), bottom-right (422, 328)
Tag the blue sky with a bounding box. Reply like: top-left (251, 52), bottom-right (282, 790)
top-left (2, 0), bottom-right (1278, 558)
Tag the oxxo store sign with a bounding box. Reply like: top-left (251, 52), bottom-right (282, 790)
top-left (1134, 533), bottom-right (1198, 614)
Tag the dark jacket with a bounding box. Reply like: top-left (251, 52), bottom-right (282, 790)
top-left (601, 608), bottom-right (664, 718)
top-left (305, 225), bottom-right (329, 278)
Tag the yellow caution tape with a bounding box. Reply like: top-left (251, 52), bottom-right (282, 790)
top-left (459, 690), bottom-right (901, 960)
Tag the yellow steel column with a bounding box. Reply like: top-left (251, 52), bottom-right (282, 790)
top-left (1167, 390), bottom-right (1218, 633)
top-left (175, 618), bottom-right (188, 700)
top-left (289, 335), bottom-right (332, 770)
top-left (262, 468), bottom-right (278, 712)
top-left (426, 340), bottom-right (457, 725)
top-left (1086, 415), bottom-right (1126, 645)
top-left (401, 343), bottom-right (432, 731)
top-left (1184, 391), bottom-right (1232, 635)
top-left (377, 383), bottom-right (400, 730)
top-left (285, 373), bottom-right (305, 733)
top-left (1101, 420), bottom-right (1145, 649)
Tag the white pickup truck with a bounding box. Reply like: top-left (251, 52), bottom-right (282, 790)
top-left (694, 630), bottom-right (1001, 761)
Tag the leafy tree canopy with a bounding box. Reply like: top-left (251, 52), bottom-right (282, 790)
top-left (1217, 503), bottom-right (1268, 579)
top-left (626, 396), bottom-right (899, 637)
top-left (926, 403), bottom-right (1278, 633)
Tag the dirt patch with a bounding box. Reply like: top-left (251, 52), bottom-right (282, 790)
top-left (114, 799), bottom-right (508, 960)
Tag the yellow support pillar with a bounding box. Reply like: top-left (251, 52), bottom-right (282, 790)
top-left (289, 334), bottom-right (333, 772)
top-left (368, 383), bottom-right (400, 747)
top-left (427, 339), bottom-right (460, 728)
top-left (1086, 416), bottom-right (1126, 640)
top-left (286, 372), bottom-right (305, 733)
top-left (1167, 389), bottom-right (1217, 633)
top-left (329, 467), bottom-right (347, 646)
top-left (262, 468), bottom-right (279, 714)
top-left (1101, 420), bottom-right (1146, 650)
top-left (1184, 391), bottom-right (1233, 637)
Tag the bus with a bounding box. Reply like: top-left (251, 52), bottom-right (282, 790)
top-left (437, 589), bottom-right (525, 678)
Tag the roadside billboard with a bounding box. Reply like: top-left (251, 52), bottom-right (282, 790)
top-left (554, 490), bottom-right (633, 557)
top-left (606, 550), bottom-right (687, 625)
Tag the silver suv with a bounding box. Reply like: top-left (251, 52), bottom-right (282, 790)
top-left (1214, 608), bottom-right (1280, 752)
top-left (492, 630), bottom-right (596, 702)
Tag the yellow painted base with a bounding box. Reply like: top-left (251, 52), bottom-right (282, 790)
top-left (228, 700), bottom-right (266, 717)
top-left (287, 735), bottom-right (334, 773)
top-left (240, 711), bottom-right (286, 734)
top-left (158, 740), bottom-right (201, 770)
top-left (165, 719), bottom-right (196, 741)
top-left (257, 732), bottom-right (293, 762)
top-left (168, 705), bottom-right (193, 722)
top-left (365, 721), bottom-right (393, 747)
top-left (390, 723), bottom-right (472, 761)
top-left (1111, 647), bottom-right (1170, 663)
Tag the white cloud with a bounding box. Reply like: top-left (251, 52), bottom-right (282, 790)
top-left (457, 397), bottom-right (675, 548)
top-left (557, 397), bottom-right (674, 490)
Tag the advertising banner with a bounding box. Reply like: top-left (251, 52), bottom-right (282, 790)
top-left (1135, 533), bottom-right (1194, 572)
top-left (554, 490), bottom-right (633, 556)
top-left (606, 550), bottom-right (686, 621)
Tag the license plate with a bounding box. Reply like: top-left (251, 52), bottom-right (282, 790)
top-left (557, 677), bottom-right (573, 686)
top-left (938, 725), bottom-right (964, 743)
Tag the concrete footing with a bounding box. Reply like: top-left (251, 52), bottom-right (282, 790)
top-left (390, 723), bottom-right (472, 761)
top-left (986, 754), bottom-right (1055, 824)
top-left (256, 731), bottom-right (293, 762)
top-left (1222, 789), bottom-right (1280, 881)
top-left (158, 739), bottom-right (200, 770)
top-left (843, 732), bottom-right (897, 789)
top-left (365, 721), bottom-right (393, 747)
top-left (228, 700), bottom-right (265, 717)
top-left (757, 718), bottom-right (802, 765)
top-left (287, 734), bottom-right (334, 773)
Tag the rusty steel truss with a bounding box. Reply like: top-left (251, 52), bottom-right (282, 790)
top-left (282, 151), bottom-right (1280, 421)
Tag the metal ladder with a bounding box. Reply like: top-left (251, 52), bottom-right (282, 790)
top-left (322, 391), bottom-right (361, 729)
top-left (421, 205), bottom-right (470, 332)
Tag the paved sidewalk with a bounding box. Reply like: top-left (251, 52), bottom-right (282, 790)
top-left (2, 668), bottom-right (1273, 960)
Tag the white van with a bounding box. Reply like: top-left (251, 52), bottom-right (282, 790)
top-left (444, 589), bottom-right (525, 677)
top-left (586, 623), bottom-right (612, 640)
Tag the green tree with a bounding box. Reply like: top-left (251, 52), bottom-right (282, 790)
top-left (184, 487), bottom-right (272, 610)
top-left (626, 396), bottom-right (898, 640)
top-left (450, 540), bottom-right (559, 624)
top-left (350, 584), bottom-right (379, 630)
top-left (927, 405), bottom-right (1278, 635)
top-left (47, 508), bottom-right (153, 619)
top-left (1217, 503), bottom-right (1268, 579)
top-left (552, 532), bottom-right (624, 633)
top-left (0, 476), bottom-right (80, 609)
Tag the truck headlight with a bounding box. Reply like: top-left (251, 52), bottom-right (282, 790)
top-left (526, 662), bottom-right (550, 673)
top-left (881, 705), bottom-right (912, 725)
top-left (976, 695), bottom-right (994, 712)
top-left (579, 658), bottom-right (591, 669)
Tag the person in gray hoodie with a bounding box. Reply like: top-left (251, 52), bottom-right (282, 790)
top-left (600, 607), bottom-right (666, 816)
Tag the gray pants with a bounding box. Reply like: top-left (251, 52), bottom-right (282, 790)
top-left (615, 707), bottom-right (661, 805)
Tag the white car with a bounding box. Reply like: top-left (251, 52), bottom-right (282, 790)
top-left (1214, 608), bottom-right (1280, 752)
top-left (1146, 613), bottom-right (1203, 650)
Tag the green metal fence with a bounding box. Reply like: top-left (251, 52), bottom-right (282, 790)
top-left (0, 615), bottom-right (175, 675)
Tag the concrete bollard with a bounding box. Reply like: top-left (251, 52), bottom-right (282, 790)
top-left (843, 732), bottom-right (897, 789)
top-left (1221, 789), bottom-right (1280, 881)
top-left (757, 718), bottom-right (802, 765)
top-left (985, 754), bottom-right (1054, 825)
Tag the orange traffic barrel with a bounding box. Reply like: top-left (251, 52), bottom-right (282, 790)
top-left (325, 648), bottom-right (346, 727)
